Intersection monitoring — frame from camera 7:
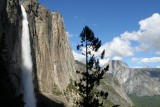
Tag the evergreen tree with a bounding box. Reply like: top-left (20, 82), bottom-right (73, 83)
top-left (75, 26), bottom-right (109, 107)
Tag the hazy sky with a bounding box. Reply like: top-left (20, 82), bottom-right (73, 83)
top-left (39, 0), bottom-right (160, 67)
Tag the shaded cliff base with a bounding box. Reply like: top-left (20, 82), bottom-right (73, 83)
top-left (36, 92), bottom-right (65, 107)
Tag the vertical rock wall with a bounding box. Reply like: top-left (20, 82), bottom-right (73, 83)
top-left (22, 0), bottom-right (77, 105)
top-left (1, 0), bottom-right (77, 106)
top-left (0, 0), bottom-right (23, 106)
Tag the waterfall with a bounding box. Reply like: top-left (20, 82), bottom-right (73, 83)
top-left (21, 5), bottom-right (36, 107)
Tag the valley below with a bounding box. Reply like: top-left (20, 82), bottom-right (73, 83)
top-left (76, 60), bottom-right (160, 107)
top-left (107, 60), bottom-right (160, 107)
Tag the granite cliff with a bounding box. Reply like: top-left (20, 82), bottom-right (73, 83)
top-left (108, 60), bottom-right (160, 97)
top-left (107, 60), bottom-right (160, 106)
top-left (0, 0), bottom-right (77, 106)
top-left (21, 0), bottom-right (77, 100)
top-left (22, 0), bottom-right (79, 106)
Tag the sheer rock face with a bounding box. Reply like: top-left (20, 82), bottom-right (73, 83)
top-left (108, 60), bottom-right (131, 84)
top-left (21, 0), bottom-right (77, 104)
top-left (124, 68), bottom-right (160, 96)
top-left (108, 60), bottom-right (160, 96)
top-left (1, 0), bottom-right (77, 106)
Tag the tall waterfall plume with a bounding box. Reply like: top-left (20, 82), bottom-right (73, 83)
top-left (21, 5), bottom-right (36, 107)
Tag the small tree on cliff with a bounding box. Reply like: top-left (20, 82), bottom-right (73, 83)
top-left (75, 26), bottom-right (109, 107)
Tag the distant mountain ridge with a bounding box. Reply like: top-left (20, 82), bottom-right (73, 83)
top-left (108, 60), bottom-right (160, 96)
top-left (76, 60), bottom-right (133, 107)
top-left (76, 60), bottom-right (160, 107)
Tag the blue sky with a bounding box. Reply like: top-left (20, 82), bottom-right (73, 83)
top-left (39, 0), bottom-right (160, 68)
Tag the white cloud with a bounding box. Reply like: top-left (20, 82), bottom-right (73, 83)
top-left (72, 51), bottom-right (109, 66)
top-left (120, 13), bottom-right (160, 52)
top-left (139, 13), bottom-right (160, 31)
top-left (131, 57), bottom-right (160, 63)
top-left (97, 37), bottom-right (134, 58)
top-left (131, 66), bottom-right (143, 68)
top-left (138, 17), bottom-right (160, 51)
top-left (99, 58), bottom-right (110, 66)
top-left (121, 31), bottom-right (139, 41)
top-left (140, 57), bottom-right (160, 63)
top-left (72, 51), bottom-right (85, 62)
top-left (131, 57), bottom-right (140, 62)
top-left (156, 66), bottom-right (160, 68)
top-left (72, 13), bottom-right (160, 67)
top-left (108, 37), bottom-right (134, 57)
top-left (94, 14), bottom-right (160, 58)
top-left (113, 56), bottom-right (122, 60)
top-left (66, 32), bottom-right (76, 38)
top-left (75, 32), bottom-right (134, 62)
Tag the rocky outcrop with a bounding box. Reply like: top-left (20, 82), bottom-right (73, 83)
top-left (1, 0), bottom-right (77, 106)
top-left (108, 60), bottom-right (160, 96)
top-left (108, 60), bottom-right (130, 84)
top-left (21, 0), bottom-right (77, 106)
top-left (124, 68), bottom-right (160, 96)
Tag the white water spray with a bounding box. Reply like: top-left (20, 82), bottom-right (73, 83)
top-left (21, 5), bottom-right (36, 107)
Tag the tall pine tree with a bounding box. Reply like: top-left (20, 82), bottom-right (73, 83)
top-left (76, 26), bottom-right (109, 107)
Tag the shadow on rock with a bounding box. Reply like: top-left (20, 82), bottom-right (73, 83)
top-left (36, 93), bottom-right (65, 107)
